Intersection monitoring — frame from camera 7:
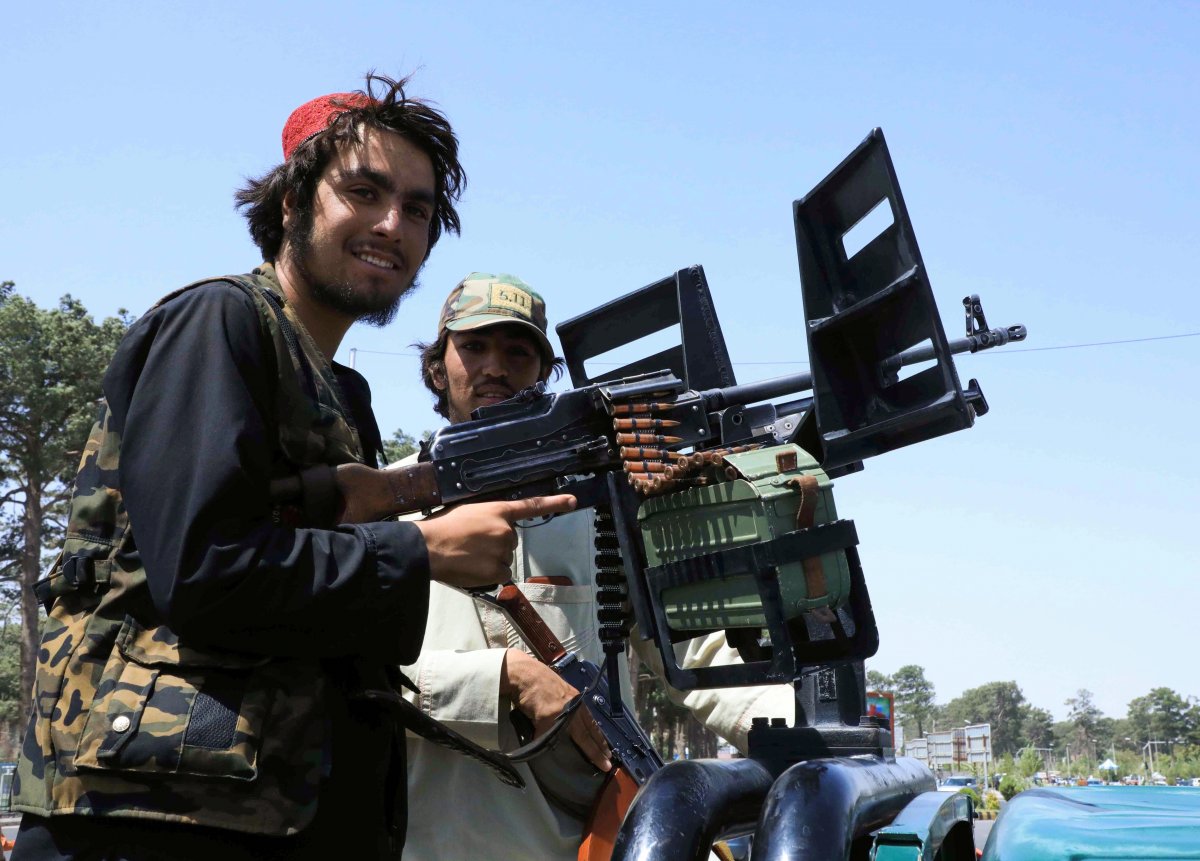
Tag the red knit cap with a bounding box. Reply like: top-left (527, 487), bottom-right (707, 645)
top-left (281, 92), bottom-right (376, 159)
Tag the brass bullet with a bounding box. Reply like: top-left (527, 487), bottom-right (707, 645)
top-left (618, 446), bottom-right (686, 461)
top-left (624, 461), bottom-right (670, 474)
top-left (611, 401), bottom-right (681, 416)
top-left (615, 433), bottom-right (683, 446)
top-left (613, 418), bottom-right (681, 432)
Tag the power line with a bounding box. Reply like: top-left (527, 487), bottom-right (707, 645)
top-left (350, 330), bottom-right (1198, 365)
top-left (349, 347), bottom-right (810, 367)
top-left (990, 331), bottom-right (1200, 354)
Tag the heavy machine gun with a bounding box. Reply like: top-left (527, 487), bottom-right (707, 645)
top-left (273, 128), bottom-right (1027, 859)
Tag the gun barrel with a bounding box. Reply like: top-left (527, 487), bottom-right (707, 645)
top-left (701, 320), bottom-right (1023, 412)
top-left (702, 371), bottom-right (814, 411)
top-left (881, 323), bottom-right (1026, 375)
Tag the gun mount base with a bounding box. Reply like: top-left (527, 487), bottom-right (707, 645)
top-left (611, 757), bottom-right (776, 861)
top-left (747, 721), bottom-right (894, 778)
top-left (753, 755), bottom-right (935, 861)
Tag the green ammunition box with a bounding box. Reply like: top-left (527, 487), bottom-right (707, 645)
top-left (637, 443), bottom-right (850, 632)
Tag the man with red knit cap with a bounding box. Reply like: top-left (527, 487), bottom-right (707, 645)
top-left (11, 73), bottom-right (573, 860)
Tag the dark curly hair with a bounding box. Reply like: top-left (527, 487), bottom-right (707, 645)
top-left (416, 330), bottom-right (565, 419)
top-left (235, 72), bottom-right (465, 261)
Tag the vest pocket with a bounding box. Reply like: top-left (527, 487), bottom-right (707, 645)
top-left (74, 617), bottom-right (282, 781)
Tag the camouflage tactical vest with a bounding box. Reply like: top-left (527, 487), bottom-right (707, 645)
top-left (13, 268), bottom-right (366, 836)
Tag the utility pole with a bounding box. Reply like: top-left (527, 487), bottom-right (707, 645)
top-left (1144, 740), bottom-right (1168, 781)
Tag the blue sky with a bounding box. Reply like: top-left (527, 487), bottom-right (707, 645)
top-left (3, 1), bottom-right (1197, 723)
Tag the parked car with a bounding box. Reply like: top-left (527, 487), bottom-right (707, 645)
top-left (938, 775), bottom-right (978, 792)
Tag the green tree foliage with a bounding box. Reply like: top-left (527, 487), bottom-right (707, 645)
top-left (993, 751), bottom-right (1028, 799)
top-left (1127, 687), bottom-right (1200, 747)
top-left (630, 658), bottom-right (718, 760)
top-left (1020, 704), bottom-right (1054, 749)
top-left (1093, 715), bottom-right (1120, 758)
top-left (0, 620), bottom-right (21, 713)
top-left (942, 680), bottom-right (1028, 755)
top-left (1113, 748), bottom-right (1142, 779)
top-left (0, 620), bottom-right (21, 756)
top-left (1065, 689), bottom-right (1101, 731)
top-left (1056, 695), bottom-right (1099, 767)
top-left (865, 668), bottom-right (891, 692)
top-left (998, 772), bottom-right (1026, 801)
top-left (0, 283), bottom-right (128, 719)
top-left (957, 785), bottom-right (982, 809)
top-left (890, 664), bottom-right (936, 738)
top-left (1017, 746), bottom-right (1044, 778)
top-left (868, 666), bottom-right (1198, 783)
top-left (382, 428), bottom-right (421, 464)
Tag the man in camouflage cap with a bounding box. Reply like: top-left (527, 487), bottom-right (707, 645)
top-left (11, 76), bottom-right (573, 861)
top-left (418, 272), bottom-right (558, 422)
top-left (442, 272), bottom-right (552, 351)
top-left (399, 276), bottom-right (795, 861)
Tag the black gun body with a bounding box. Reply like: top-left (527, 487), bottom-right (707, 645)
top-left (427, 384), bottom-right (618, 504)
top-left (420, 312), bottom-right (1023, 508)
top-left (551, 652), bottom-right (663, 784)
top-left (424, 371), bottom-right (753, 508)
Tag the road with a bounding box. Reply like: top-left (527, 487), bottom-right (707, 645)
top-left (2, 818), bottom-right (16, 860)
top-left (974, 816), bottom-right (995, 850)
top-left (0, 812), bottom-right (995, 858)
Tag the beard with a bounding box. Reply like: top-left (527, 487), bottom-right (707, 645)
top-left (284, 208), bottom-right (421, 328)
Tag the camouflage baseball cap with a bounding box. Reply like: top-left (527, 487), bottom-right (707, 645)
top-left (438, 273), bottom-right (552, 359)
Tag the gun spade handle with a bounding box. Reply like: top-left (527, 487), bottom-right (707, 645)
top-left (497, 584), bottom-right (569, 664)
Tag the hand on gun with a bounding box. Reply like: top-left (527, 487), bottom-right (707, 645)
top-left (501, 648), bottom-right (612, 773)
top-left (414, 495), bottom-right (577, 589)
top-left (323, 462), bottom-right (576, 589)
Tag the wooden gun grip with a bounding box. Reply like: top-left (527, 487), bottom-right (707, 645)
top-left (577, 768), bottom-right (640, 861)
top-left (497, 584), bottom-right (568, 665)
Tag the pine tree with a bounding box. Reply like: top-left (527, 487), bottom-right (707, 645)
top-left (0, 283), bottom-right (128, 721)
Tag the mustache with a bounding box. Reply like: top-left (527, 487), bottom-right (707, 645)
top-left (473, 383), bottom-right (515, 397)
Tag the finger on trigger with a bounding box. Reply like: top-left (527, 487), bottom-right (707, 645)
top-left (507, 493), bottom-right (576, 522)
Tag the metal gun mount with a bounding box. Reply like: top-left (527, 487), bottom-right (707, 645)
top-left (560, 130), bottom-right (1026, 478)
top-left (549, 129), bottom-right (1031, 859)
top-left (556, 128), bottom-right (1025, 774)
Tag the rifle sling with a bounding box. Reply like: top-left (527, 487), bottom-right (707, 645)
top-left (354, 688), bottom-right (527, 789)
top-left (355, 677), bottom-right (593, 789)
top-left (506, 682), bottom-right (592, 764)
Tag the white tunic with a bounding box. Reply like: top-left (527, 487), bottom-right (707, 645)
top-left (400, 487), bottom-right (795, 861)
